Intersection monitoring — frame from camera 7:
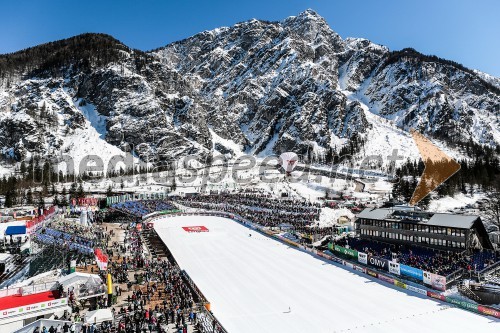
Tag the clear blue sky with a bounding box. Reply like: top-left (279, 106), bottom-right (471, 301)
top-left (1, 0), bottom-right (499, 76)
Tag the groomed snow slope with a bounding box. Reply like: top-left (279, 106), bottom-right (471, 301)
top-left (154, 216), bottom-right (499, 333)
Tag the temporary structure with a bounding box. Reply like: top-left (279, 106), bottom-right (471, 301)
top-left (58, 272), bottom-right (105, 299)
top-left (84, 308), bottom-right (113, 324)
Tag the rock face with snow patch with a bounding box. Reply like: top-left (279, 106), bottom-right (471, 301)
top-left (0, 10), bottom-right (498, 166)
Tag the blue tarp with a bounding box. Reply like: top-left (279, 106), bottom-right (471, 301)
top-left (5, 225), bottom-right (26, 235)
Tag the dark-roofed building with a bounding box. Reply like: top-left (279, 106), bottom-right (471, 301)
top-left (355, 207), bottom-right (493, 251)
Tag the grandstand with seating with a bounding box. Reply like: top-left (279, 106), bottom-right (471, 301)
top-left (109, 200), bottom-right (178, 218)
top-left (333, 236), bottom-right (499, 277)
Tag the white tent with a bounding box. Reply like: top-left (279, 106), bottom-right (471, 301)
top-left (85, 308), bottom-right (113, 324)
top-left (58, 272), bottom-right (101, 288)
top-left (58, 272), bottom-right (105, 299)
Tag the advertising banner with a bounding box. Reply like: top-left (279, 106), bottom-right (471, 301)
top-left (427, 291), bottom-right (446, 301)
top-left (284, 238), bottom-right (300, 248)
top-left (353, 265), bottom-right (366, 273)
top-left (344, 261), bottom-right (354, 269)
top-left (182, 226), bottom-right (209, 233)
top-left (378, 274), bottom-right (395, 284)
top-left (331, 256), bottom-right (343, 264)
top-left (423, 271), bottom-right (432, 285)
top-left (407, 285), bottom-right (427, 295)
top-left (394, 280), bottom-right (407, 289)
top-left (446, 297), bottom-right (479, 312)
top-left (366, 269), bottom-right (378, 278)
top-left (400, 264), bottom-right (424, 281)
top-left (0, 298), bottom-right (68, 319)
top-left (358, 252), bottom-right (368, 265)
top-left (367, 255), bottom-right (389, 271)
top-left (478, 305), bottom-right (500, 319)
top-left (334, 245), bottom-right (358, 258)
top-left (431, 274), bottom-right (447, 291)
top-left (389, 262), bottom-right (401, 275)
top-left (317, 252), bottom-right (333, 261)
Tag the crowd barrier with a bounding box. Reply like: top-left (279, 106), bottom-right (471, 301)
top-left (197, 305), bottom-right (228, 333)
top-left (144, 210), bottom-right (500, 321)
top-left (182, 270), bottom-right (209, 306)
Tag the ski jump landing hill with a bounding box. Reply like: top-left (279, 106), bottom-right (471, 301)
top-left (146, 211), bottom-right (500, 333)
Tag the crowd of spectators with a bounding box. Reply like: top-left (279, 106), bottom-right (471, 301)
top-left (334, 237), bottom-right (499, 276)
top-left (178, 194), bottom-right (322, 229)
top-left (97, 220), bottom-right (204, 333)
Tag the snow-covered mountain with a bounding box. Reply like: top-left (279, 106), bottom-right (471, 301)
top-left (0, 9), bottom-right (499, 171)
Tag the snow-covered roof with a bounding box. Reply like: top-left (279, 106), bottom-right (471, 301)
top-left (357, 208), bottom-right (392, 220)
top-left (426, 214), bottom-right (477, 229)
top-left (58, 272), bottom-right (102, 289)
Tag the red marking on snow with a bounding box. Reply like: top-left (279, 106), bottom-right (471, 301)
top-left (182, 226), bottom-right (209, 233)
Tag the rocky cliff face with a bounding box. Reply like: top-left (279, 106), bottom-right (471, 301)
top-left (0, 10), bottom-right (498, 168)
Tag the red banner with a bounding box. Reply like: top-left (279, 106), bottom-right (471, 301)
top-left (94, 248), bottom-right (108, 270)
top-left (182, 226), bottom-right (209, 233)
top-left (79, 197), bottom-right (98, 206)
top-left (478, 305), bottom-right (500, 319)
top-left (427, 291), bottom-right (446, 301)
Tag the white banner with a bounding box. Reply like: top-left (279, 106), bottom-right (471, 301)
top-left (423, 271), bottom-right (432, 285)
top-left (358, 252), bottom-right (368, 265)
top-left (389, 262), bottom-right (401, 275)
top-left (0, 298), bottom-right (68, 319)
top-left (407, 285), bottom-right (428, 295)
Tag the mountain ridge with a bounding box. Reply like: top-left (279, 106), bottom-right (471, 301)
top-left (0, 9), bottom-right (498, 172)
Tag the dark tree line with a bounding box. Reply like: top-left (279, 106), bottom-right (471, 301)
top-left (323, 134), bottom-right (366, 165)
top-left (382, 48), bottom-right (500, 95)
top-left (0, 156), bottom-right (86, 208)
top-left (392, 141), bottom-right (500, 209)
top-left (0, 33), bottom-right (151, 84)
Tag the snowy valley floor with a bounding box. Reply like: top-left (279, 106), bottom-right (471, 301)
top-left (154, 216), bottom-right (499, 333)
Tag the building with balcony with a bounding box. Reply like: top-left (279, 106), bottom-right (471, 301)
top-left (356, 207), bottom-right (493, 251)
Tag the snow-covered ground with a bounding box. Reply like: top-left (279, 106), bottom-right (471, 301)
top-left (318, 207), bottom-right (354, 228)
top-left (0, 220), bottom-right (27, 240)
top-left (154, 216), bottom-right (499, 333)
top-left (429, 193), bottom-right (485, 213)
top-left (0, 163), bottom-right (13, 176)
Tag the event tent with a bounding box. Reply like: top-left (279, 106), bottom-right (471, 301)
top-left (84, 309), bottom-right (113, 324)
top-left (58, 272), bottom-right (105, 299)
